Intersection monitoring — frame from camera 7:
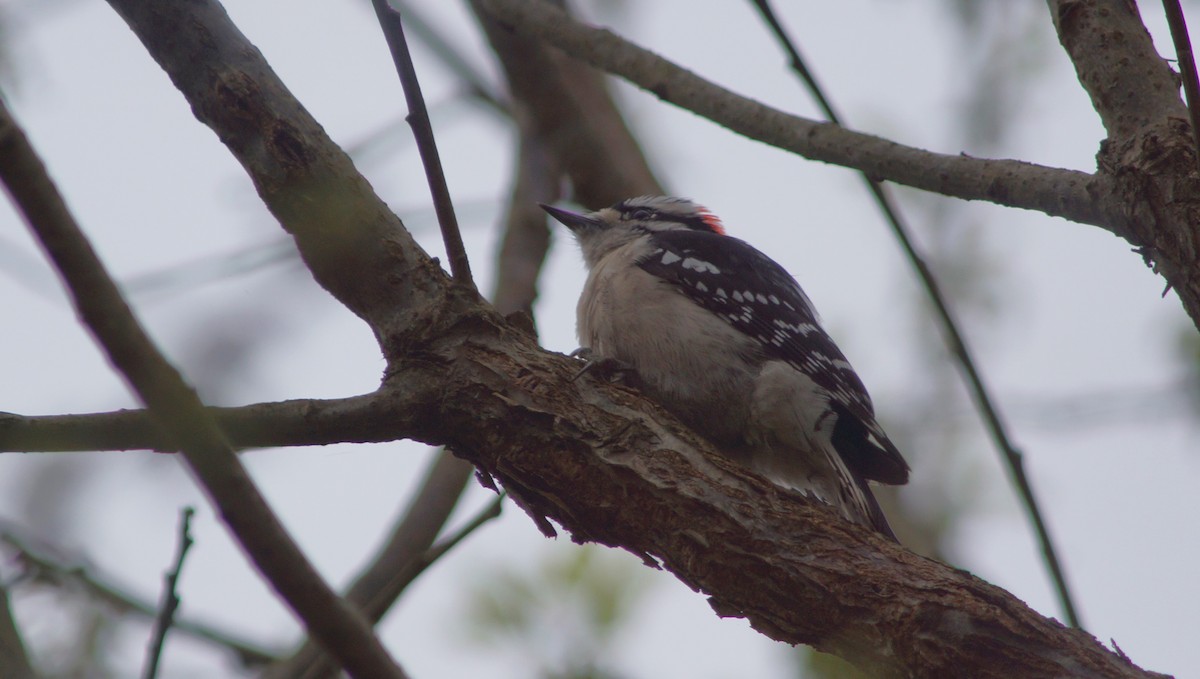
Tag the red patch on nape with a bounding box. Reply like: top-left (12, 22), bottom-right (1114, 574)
top-left (698, 207), bottom-right (726, 235)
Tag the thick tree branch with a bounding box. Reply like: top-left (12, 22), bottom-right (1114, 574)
top-left (384, 331), bottom-right (1164, 678)
top-left (1047, 0), bottom-right (1200, 330)
top-left (1050, 0), bottom-right (1186, 141)
top-left (1162, 0), bottom-right (1200, 168)
top-left (478, 0), bottom-right (1119, 234)
top-left (86, 0), bottom-right (1170, 675)
top-left (104, 0), bottom-right (451, 345)
top-left (0, 96), bottom-right (405, 678)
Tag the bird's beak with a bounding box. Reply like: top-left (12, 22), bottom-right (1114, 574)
top-left (540, 203), bottom-right (603, 233)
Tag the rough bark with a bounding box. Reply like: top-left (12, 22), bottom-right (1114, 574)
top-left (1050, 0), bottom-right (1200, 327)
top-left (384, 314), bottom-right (1166, 679)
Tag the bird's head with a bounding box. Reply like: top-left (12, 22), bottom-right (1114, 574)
top-left (541, 196), bottom-right (725, 267)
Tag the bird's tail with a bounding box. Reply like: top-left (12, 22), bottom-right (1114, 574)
top-left (853, 474), bottom-right (898, 542)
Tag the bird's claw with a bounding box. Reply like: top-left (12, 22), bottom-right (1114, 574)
top-left (570, 348), bottom-right (639, 386)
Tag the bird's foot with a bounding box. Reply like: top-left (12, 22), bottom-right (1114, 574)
top-left (570, 348), bottom-right (640, 386)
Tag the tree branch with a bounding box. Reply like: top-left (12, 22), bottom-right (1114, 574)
top-left (0, 394), bottom-right (400, 453)
top-left (478, 0), bottom-right (1120, 234)
top-left (384, 328), bottom-right (1164, 678)
top-left (1046, 0), bottom-right (1200, 331)
top-left (0, 94), bottom-right (405, 679)
top-left (371, 0), bottom-right (475, 289)
top-left (387, 0), bottom-right (508, 116)
top-left (1050, 0), bottom-right (1186, 141)
top-left (2, 527), bottom-right (280, 666)
top-left (141, 507), bottom-right (196, 679)
top-left (103, 0), bottom-right (450, 342)
top-left (1162, 0), bottom-right (1200, 169)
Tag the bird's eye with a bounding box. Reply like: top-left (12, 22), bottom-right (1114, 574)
top-left (629, 208), bottom-right (654, 220)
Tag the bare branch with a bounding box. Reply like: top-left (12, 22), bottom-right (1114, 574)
top-left (372, 0), bottom-right (475, 289)
top-left (0, 394), bottom-right (402, 453)
top-left (1, 528), bottom-right (279, 666)
top-left (389, 0), bottom-right (508, 116)
top-left (266, 32), bottom-right (569, 676)
top-left (104, 0), bottom-right (450, 339)
top-left (749, 0), bottom-right (1082, 630)
top-left (1045, 0), bottom-right (1200, 332)
top-left (141, 507), bottom-right (196, 679)
top-left (1161, 0), bottom-right (1200, 170)
top-left (1050, 0), bottom-right (1186, 141)
top-left (492, 128), bottom-right (558, 319)
top-left (389, 331), bottom-right (1163, 677)
top-left (0, 94), bottom-right (405, 679)
top-left (478, 0), bottom-right (1119, 234)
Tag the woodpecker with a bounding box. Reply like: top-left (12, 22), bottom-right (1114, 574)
top-left (542, 195), bottom-right (909, 539)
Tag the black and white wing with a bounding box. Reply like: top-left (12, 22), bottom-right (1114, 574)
top-left (636, 229), bottom-right (909, 485)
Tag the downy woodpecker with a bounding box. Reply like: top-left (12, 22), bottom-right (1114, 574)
top-left (543, 196), bottom-right (909, 539)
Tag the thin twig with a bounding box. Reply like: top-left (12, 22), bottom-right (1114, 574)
top-left (142, 507), bottom-right (196, 679)
top-left (749, 0), bottom-right (1083, 629)
top-left (352, 493), bottom-right (506, 637)
top-left (361, 492), bottom-right (505, 618)
top-left (371, 0), bottom-right (475, 289)
top-left (385, 0), bottom-right (509, 116)
top-left (0, 94), bottom-right (407, 679)
top-left (417, 493), bottom-right (505, 565)
top-left (0, 528), bottom-right (280, 665)
top-left (1163, 0), bottom-right (1200, 170)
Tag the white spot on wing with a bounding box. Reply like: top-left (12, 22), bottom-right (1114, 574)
top-left (660, 250), bottom-right (682, 265)
top-left (682, 257), bottom-right (721, 274)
